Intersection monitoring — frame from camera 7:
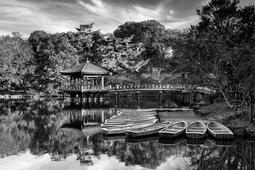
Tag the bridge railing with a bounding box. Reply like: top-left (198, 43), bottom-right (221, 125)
top-left (62, 84), bottom-right (216, 93)
top-left (106, 84), bottom-right (215, 93)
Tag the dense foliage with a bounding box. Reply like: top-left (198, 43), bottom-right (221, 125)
top-left (0, 21), bottom-right (175, 93)
top-left (170, 0), bottom-right (255, 121)
top-left (0, 0), bottom-right (254, 111)
top-left (0, 33), bottom-right (33, 90)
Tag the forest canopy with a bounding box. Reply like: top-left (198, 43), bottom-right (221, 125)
top-left (0, 0), bottom-right (254, 101)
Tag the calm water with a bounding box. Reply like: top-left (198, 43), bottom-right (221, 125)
top-left (0, 95), bottom-right (254, 170)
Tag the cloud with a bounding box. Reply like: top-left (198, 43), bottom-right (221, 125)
top-left (1, 0), bottom-right (252, 36)
top-left (0, 0), bottom-right (78, 36)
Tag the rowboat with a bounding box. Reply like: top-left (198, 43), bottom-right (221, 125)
top-left (101, 119), bottom-right (157, 135)
top-left (186, 121), bottom-right (207, 139)
top-left (125, 121), bottom-right (170, 137)
top-left (207, 121), bottom-right (234, 139)
top-left (136, 108), bottom-right (157, 112)
top-left (105, 115), bottom-right (156, 123)
top-left (156, 107), bottom-right (192, 113)
top-left (102, 117), bottom-right (157, 128)
top-left (158, 121), bottom-right (187, 138)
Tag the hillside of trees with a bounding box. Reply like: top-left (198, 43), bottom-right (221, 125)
top-left (0, 20), bottom-right (177, 93)
top-left (0, 0), bottom-right (254, 109)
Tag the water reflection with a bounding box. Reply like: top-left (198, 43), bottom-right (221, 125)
top-left (0, 100), bottom-right (254, 170)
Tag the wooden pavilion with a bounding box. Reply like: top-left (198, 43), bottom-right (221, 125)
top-left (61, 60), bottom-right (108, 102)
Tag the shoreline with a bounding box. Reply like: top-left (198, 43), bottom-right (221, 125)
top-left (194, 102), bottom-right (255, 138)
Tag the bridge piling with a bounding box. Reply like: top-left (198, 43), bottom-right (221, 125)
top-left (159, 90), bottom-right (163, 108)
top-left (137, 91), bottom-right (141, 108)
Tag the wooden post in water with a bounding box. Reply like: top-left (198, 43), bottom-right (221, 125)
top-left (101, 110), bottom-right (104, 123)
top-left (70, 93), bottom-right (75, 103)
top-left (156, 109), bottom-right (161, 123)
top-left (99, 93), bottom-right (104, 104)
top-left (115, 92), bottom-right (119, 107)
top-left (136, 91), bottom-right (141, 108)
top-left (159, 90), bottom-right (163, 108)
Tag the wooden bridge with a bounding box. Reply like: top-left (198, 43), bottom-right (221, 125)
top-left (60, 61), bottom-right (216, 96)
top-left (62, 84), bottom-right (216, 94)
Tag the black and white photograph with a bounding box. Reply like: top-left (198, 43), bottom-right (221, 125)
top-left (0, 0), bottom-right (255, 169)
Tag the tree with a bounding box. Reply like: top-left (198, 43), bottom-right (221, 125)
top-left (96, 34), bottom-right (145, 84)
top-left (171, 0), bottom-right (255, 110)
top-left (28, 31), bottom-right (78, 92)
top-left (114, 20), bottom-right (172, 69)
top-left (0, 33), bottom-right (33, 91)
top-left (236, 47), bottom-right (255, 123)
top-left (99, 34), bottom-right (144, 73)
top-left (71, 24), bottom-right (105, 64)
top-left (141, 67), bottom-right (179, 85)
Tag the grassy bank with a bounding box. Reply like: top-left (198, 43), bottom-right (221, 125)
top-left (195, 102), bottom-right (255, 137)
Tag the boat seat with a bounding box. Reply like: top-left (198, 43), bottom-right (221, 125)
top-left (212, 130), bottom-right (230, 133)
top-left (189, 127), bottom-right (204, 130)
top-left (172, 126), bottom-right (184, 129)
top-left (189, 128), bottom-right (205, 130)
top-left (209, 127), bottom-right (225, 130)
top-left (187, 130), bottom-right (205, 132)
top-left (165, 129), bottom-right (179, 132)
top-left (164, 130), bottom-right (180, 132)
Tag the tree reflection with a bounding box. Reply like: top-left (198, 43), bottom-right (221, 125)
top-left (0, 100), bottom-right (254, 170)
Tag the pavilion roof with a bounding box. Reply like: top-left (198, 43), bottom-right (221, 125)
top-left (60, 61), bottom-right (108, 75)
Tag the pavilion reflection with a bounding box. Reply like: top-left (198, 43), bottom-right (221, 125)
top-left (59, 102), bottom-right (119, 129)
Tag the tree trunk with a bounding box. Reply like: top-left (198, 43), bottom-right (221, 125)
top-left (220, 89), bottom-right (234, 108)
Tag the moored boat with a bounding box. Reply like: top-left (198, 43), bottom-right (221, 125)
top-left (159, 121), bottom-right (187, 138)
top-left (186, 121), bottom-right (207, 139)
top-left (156, 107), bottom-right (192, 112)
top-left (207, 121), bottom-right (234, 139)
top-left (125, 121), bottom-right (170, 137)
top-left (105, 115), bottom-right (156, 123)
top-left (136, 108), bottom-right (157, 112)
top-left (102, 117), bottom-right (157, 128)
top-left (101, 119), bottom-right (157, 135)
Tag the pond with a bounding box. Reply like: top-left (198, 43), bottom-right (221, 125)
top-left (0, 94), bottom-right (254, 170)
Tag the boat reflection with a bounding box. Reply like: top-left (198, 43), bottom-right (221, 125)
top-left (125, 135), bottom-right (159, 143)
top-left (0, 100), bottom-right (254, 170)
top-left (158, 136), bottom-right (187, 145)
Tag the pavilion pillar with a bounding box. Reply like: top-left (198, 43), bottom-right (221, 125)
top-left (92, 77), bottom-right (94, 89)
top-left (101, 76), bottom-right (105, 89)
top-left (101, 110), bottom-right (104, 123)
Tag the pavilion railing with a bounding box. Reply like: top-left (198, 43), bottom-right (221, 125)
top-left (62, 85), bottom-right (106, 91)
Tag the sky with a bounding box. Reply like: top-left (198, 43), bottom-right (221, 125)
top-left (0, 0), bottom-right (254, 37)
